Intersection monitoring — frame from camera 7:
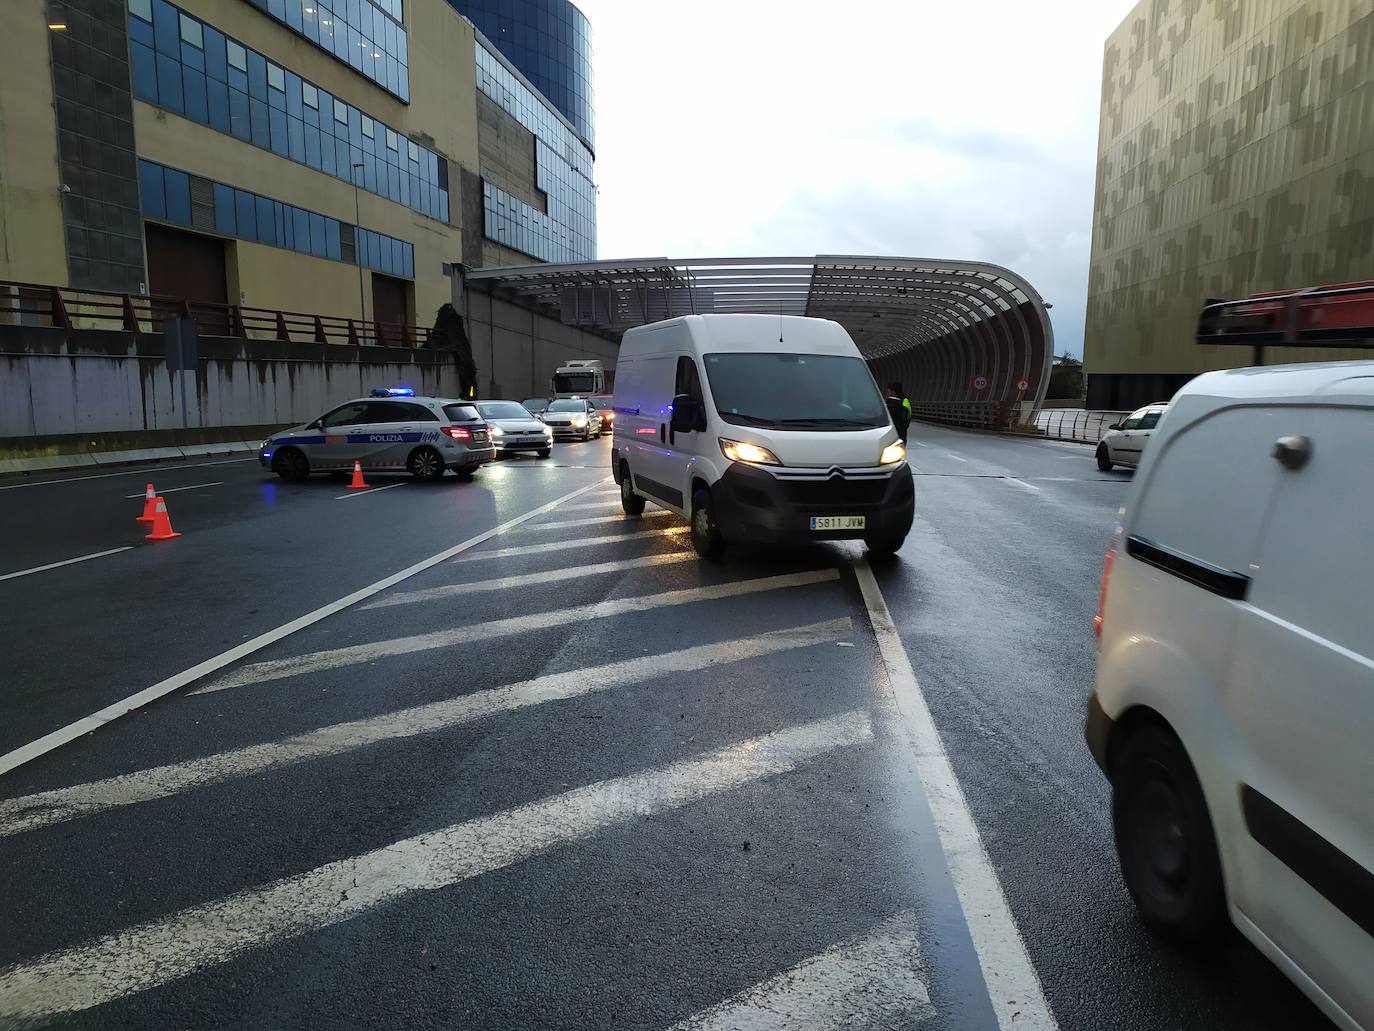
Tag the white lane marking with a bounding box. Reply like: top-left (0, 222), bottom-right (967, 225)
top-left (363, 551), bottom-right (696, 608)
top-left (0, 619), bottom-right (852, 837)
top-left (120, 481), bottom-right (221, 498)
top-left (909, 440), bottom-right (928, 447)
top-left (0, 712), bottom-right (873, 1023)
top-left (853, 559), bottom-right (1056, 1031)
top-left (333, 482), bottom-right (406, 500)
top-left (453, 525), bottom-right (691, 562)
top-left (0, 458), bottom-right (257, 492)
top-left (0, 480), bottom-right (610, 778)
top-left (193, 568), bottom-right (841, 694)
top-left (671, 911), bottom-right (932, 1030)
top-left (945, 453), bottom-right (968, 463)
top-left (556, 500), bottom-right (617, 511)
top-left (528, 510), bottom-right (671, 531)
top-left (1003, 477), bottom-right (1040, 492)
top-left (0, 547), bottom-right (134, 584)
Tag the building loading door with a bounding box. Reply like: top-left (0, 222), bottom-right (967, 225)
top-left (144, 223), bottom-right (229, 333)
top-left (372, 273), bottom-right (410, 342)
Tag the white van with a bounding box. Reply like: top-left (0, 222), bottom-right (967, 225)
top-left (1086, 361), bottom-right (1374, 1030)
top-left (610, 314), bottom-right (914, 557)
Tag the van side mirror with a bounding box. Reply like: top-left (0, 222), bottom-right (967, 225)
top-left (670, 394), bottom-right (703, 433)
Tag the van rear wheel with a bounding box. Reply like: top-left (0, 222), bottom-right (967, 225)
top-left (1112, 725), bottom-right (1225, 945)
top-left (690, 486), bottom-right (725, 559)
top-left (620, 468), bottom-right (645, 516)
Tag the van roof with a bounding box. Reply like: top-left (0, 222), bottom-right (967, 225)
top-left (621, 313), bottom-right (856, 355)
top-left (1177, 360), bottom-right (1374, 406)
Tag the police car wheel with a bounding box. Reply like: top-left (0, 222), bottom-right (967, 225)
top-left (272, 447), bottom-right (309, 482)
top-left (407, 446), bottom-right (445, 482)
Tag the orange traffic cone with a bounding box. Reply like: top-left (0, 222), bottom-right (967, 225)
top-left (144, 497), bottom-right (181, 541)
top-left (348, 460), bottom-right (369, 489)
top-left (136, 483), bottom-right (158, 522)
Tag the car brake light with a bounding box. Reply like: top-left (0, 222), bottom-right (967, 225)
top-left (441, 426), bottom-right (472, 440)
top-left (1095, 537), bottom-right (1117, 639)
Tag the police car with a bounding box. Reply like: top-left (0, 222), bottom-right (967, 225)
top-left (260, 388), bottom-right (494, 482)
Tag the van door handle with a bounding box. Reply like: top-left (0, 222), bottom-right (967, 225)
top-left (660, 423), bottom-right (666, 444)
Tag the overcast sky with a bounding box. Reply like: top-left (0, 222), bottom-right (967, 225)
top-left (571, 0), bottom-right (1140, 357)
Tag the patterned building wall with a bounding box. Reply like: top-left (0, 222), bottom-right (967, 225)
top-left (1085, 0), bottom-right (1374, 409)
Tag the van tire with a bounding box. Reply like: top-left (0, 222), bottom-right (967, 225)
top-left (1097, 445), bottom-right (1113, 471)
top-left (690, 486), bottom-right (725, 559)
top-left (1112, 725), bottom-right (1226, 945)
top-left (620, 469), bottom-right (646, 515)
top-left (407, 446), bottom-right (445, 482)
top-left (272, 447), bottom-right (310, 482)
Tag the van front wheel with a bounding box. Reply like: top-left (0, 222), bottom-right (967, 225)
top-left (1112, 725), bottom-right (1226, 945)
top-left (690, 486), bottom-right (725, 559)
top-left (1097, 445), bottom-right (1113, 471)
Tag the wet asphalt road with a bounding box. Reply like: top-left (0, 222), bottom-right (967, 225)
top-left (0, 428), bottom-right (1326, 1029)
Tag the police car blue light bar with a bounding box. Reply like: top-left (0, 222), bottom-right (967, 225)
top-left (370, 386), bottom-right (416, 397)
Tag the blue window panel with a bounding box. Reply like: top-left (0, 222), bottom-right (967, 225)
top-left (390, 237), bottom-right (402, 276)
top-left (354, 227), bottom-right (366, 269)
top-left (287, 116), bottom-right (305, 162)
top-left (268, 86), bottom-right (285, 113)
top-left (138, 160), bottom-right (165, 219)
top-left (228, 86), bottom-right (250, 141)
top-left (303, 102), bottom-right (319, 128)
top-left (180, 39), bottom-right (204, 72)
top-left (155, 53), bottom-right (184, 114)
top-left (268, 107), bottom-right (288, 155)
top-left (203, 26), bottom-right (227, 81)
top-left (273, 202), bottom-right (287, 247)
top-left (303, 5), bottom-right (319, 43)
top-left (304, 124), bottom-right (321, 169)
top-left (281, 204), bottom-right (294, 250)
top-left (213, 183), bottom-right (235, 235)
top-left (227, 64), bottom-right (247, 93)
top-left (292, 208), bottom-right (310, 254)
top-left (285, 0), bottom-right (302, 31)
top-left (206, 78), bottom-right (230, 132)
top-left (397, 171), bottom-right (409, 208)
top-left (387, 164), bottom-right (399, 203)
top-left (362, 154), bottom-right (376, 193)
top-left (320, 130), bottom-right (336, 176)
top-left (164, 168), bottom-right (191, 225)
top-left (246, 50), bottom-right (267, 102)
top-left (438, 189), bottom-right (448, 221)
top-left (335, 138), bottom-right (351, 179)
top-left (346, 27), bottom-right (361, 70)
top-left (130, 41), bottom-right (158, 103)
top-left (129, 13), bottom-right (154, 46)
top-left (403, 242), bottom-right (413, 279)
top-left (309, 213), bottom-right (326, 257)
top-left (256, 196), bottom-right (276, 245)
top-left (249, 98), bottom-right (270, 149)
top-left (326, 219), bottom-right (341, 260)
top-left (152, 0), bottom-right (180, 56)
top-left (268, 0), bottom-right (285, 18)
top-left (235, 190), bottom-right (256, 239)
top-left (182, 65), bottom-right (208, 124)
top-left (346, 106), bottom-right (362, 147)
top-left (284, 71), bottom-right (302, 118)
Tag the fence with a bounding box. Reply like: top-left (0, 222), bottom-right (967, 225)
top-left (0, 279), bottom-right (433, 348)
top-left (1032, 408), bottom-right (1130, 443)
top-left (909, 401), bottom-right (1010, 431)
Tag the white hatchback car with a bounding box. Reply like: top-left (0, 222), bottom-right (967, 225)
top-left (1087, 361), bottom-right (1374, 1030)
top-left (1096, 403), bottom-right (1168, 470)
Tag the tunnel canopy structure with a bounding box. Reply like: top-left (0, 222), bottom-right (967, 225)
top-left (464, 255), bottom-right (1054, 411)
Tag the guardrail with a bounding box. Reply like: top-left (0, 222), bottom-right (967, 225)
top-left (0, 279), bottom-right (433, 348)
top-left (909, 401), bottom-right (1010, 431)
top-left (1032, 408), bottom-right (1130, 443)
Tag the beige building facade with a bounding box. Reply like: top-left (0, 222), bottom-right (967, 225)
top-left (1085, 0), bottom-right (1374, 410)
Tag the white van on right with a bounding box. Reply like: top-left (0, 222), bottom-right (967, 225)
top-left (1086, 361), bottom-right (1374, 1030)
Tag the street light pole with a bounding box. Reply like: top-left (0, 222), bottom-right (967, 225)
top-left (352, 162), bottom-right (366, 330)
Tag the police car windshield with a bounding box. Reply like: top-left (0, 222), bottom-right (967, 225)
top-left (704, 353), bottom-right (887, 430)
top-left (478, 402), bottom-right (533, 420)
top-left (442, 404), bottom-right (481, 422)
top-left (548, 399), bottom-right (587, 412)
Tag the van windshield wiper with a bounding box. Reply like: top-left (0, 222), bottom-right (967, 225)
top-left (722, 412), bottom-right (779, 426)
top-left (777, 418), bottom-right (879, 427)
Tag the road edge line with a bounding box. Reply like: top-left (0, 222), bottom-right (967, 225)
top-left (853, 557), bottom-right (1058, 1031)
top-left (0, 547), bottom-right (134, 583)
top-left (0, 478), bottom-right (610, 778)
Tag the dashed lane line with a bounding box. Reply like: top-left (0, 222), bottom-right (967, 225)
top-left (527, 509), bottom-right (672, 531)
top-left (0, 480), bottom-right (609, 778)
top-left (451, 525), bottom-right (690, 562)
top-left (0, 711), bottom-right (874, 1024)
top-left (854, 558), bottom-right (1057, 1031)
top-left (120, 481), bottom-right (222, 498)
top-left (0, 619), bottom-right (851, 838)
top-left (945, 453), bottom-right (968, 463)
top-left (334, 482), bottom-right (406, 500)
top-left (192, 569), bottom-right (841, 694)
top-left (363, 551), bottom-right (696, 608)
top-left (1003, 477), bottom-right (1040, 491)
top-left (671, 911), bottom-right (933, 1030)
top-left (0, 547), bottom-right (134, 584)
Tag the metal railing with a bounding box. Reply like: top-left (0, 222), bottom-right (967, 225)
top-left (1032, 408), bottom-right (1129, 443)
top-left (909, 401), bottom-right (1010, 431)
top-left (0, 279), bottom-right (433, 348)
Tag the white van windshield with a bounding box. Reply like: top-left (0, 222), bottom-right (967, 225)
top-left (703, 352), bottom-right (888, 430)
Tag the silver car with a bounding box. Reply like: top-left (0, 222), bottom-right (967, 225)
top-left (1096, 402), bottom-right (1168, 471)
top-left (477, 400), bottom-right (553, 459)
top-left (542, 397), bottom-right (604, 441)
top-left (261, 391), bottom-right (494, 482)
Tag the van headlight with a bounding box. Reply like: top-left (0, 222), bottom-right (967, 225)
top-left (720, 438), bottom-right (781, 465)
top-left (880, 442), bottom-right (906, 465)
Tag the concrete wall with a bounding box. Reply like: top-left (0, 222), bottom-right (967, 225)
top-left (0, 325), bottom-right (461, 450)
top-left (464, 291), bottom-right (618, 399)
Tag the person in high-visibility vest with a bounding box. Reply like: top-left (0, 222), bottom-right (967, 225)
top-left (885, 382), bottom-right (912, 440)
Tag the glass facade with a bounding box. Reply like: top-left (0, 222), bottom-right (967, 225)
top-left (447, 0), bottom-right (593, 151)
top-left (476, 42), bottom-right (595, 262)
top-left (129, 0), bottom-right (447, 222)
top-left (138, 158), bottom-right (415, 279)
top-left (240, 0), bottom-right (408, 101)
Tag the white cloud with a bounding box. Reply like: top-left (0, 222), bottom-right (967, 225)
top-left (571, 0), bottom-right (1139, 356)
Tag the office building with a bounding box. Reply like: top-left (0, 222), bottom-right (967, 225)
top-left (1084, 0), bottom-right (1374, 409)
top-left (0, 0), bottom-right (596, 330)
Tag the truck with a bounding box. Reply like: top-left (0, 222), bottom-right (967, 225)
top-left (551, 359), bottom-right (611, 398)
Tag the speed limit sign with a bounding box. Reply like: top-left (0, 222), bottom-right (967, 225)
top-left (1016, 378), bottom-right (1030, 392)
top-left (971, 374), bottom-right (989, 391)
